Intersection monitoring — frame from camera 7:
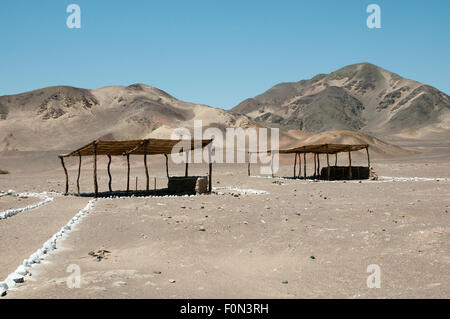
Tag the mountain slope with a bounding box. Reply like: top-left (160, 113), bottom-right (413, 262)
top-left (0, 84), bottom-right (253, 151)
top-left (232, 63), bottom-right (450, 138)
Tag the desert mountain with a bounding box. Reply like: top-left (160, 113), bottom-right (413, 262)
top-left (232, 63), bottom-right (450, 139)
top-left (0, 84), bottom-right (253, 151)
top-left (0, 82), bottom-right (410, 158)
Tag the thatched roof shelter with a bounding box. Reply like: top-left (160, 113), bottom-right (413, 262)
top-left (59, 139), bottom-right (213, 197)
top-left (248, 143), bottom-right (371, 180)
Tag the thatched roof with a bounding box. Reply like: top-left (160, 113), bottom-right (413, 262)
top-left (270, 144), bottom-right (369, 155)
top-left (60, 139), bottom-right (213, 157)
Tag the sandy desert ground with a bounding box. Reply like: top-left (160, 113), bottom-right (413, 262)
top-left (0, 141), bottom-right (449, 299)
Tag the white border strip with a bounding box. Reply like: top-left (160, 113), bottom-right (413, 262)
top-left (0, 199), bottom-right (97, 297)
top-left (0, 190), bottom-right (54, 221)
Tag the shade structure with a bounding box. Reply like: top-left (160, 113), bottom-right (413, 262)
top-left (276, 143), bottom-right (369, 155)
top-left (58, 138), bottom-right (214, 198)
top-left (60, 138), bottom-right (213, 157)
top-left (248, 143), bottom-right (371, 180)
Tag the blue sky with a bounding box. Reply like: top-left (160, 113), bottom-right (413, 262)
top-left (0, 0), bottom-right (449, 109)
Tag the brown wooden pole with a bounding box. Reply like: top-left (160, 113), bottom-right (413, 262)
top-left (326, 145), bottom-right (330, 180)
top-left (136, 176), bottom-right (138, 191)
top-left (248, 161), bottom-right (251, 177)
top-left (313, 153), bottom-right (317, 178)
top-left (185, 151), bottom-right (189, 177)
top-left (208, 145), bottom-right (212, 192)
top-left (107, 154), bottom-right (112, 192)
top-left (303, 152), bottom-right (307, 180)
top-left (335, 153), bottom-right (338, 166)
top-left (59, 156), bottom-right (69, 195)
top-left (93, 143), bottom-right (98, 198)
top-left (298, 153), bottom-right (301, 177)
top-left (154, 177), bottom-right (157, 190)
top-left (293, 153), bottom-right (297, 178)
top-left (271, 152), bottom-right (274, 178)
top-left (317, 154), bottom-right (321, 178)
top-left (348, 151), bottom-right (352, 179)
top-left (77, 152), bottom-right (81, 196)
top-left (144, 152), bottom-right (149, 191)
top-left (126, 154), bottom-right (130, 195)
top-left (164, 154), bottom-right (169, 178)
top-left (366, 146), bottom-right (371, 168)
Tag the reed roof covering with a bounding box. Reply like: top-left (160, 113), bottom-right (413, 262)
top-left (271, 144), bottom-right (369, 155)
top-left (60, 139), bottom-right (213, 157)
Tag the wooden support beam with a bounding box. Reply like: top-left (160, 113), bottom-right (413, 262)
top-left (293, 153), bottom-right (297, 178)
top-left (136, 176), bottom-right (138, 191)
top-left (59, 156), bottom-right (69, 195)
top-left (317, 154), bottom-right (321, 178)
top-left (107, 154), bottom-right (112, 192)
top-left (144, 152), bottom-right (149, 191)
top-left (164, 154), bottom-right (169, 179)
top-left (348, 151), bottom-right (352, 179)
top-left (271, 152), bottom-right (274, 178)
top-left (326, 152), bottom-right (330, 180)
top-left (335, 153), bottom-right (338, 166)
top-left (298, 153), bottom-right (301, 177)
top-left (77, 152), bottom-right (81, 196)
top-left (314, 153), bottom-right (317, 178)
top-left (93, 142), bottom-right (98, 198)
top-left (208, 145), bottom-right (212, 192)
top-left (303, 152), bottom-right (307, 180)
top-left (185, 150), bottom-right (189, 177)
top-left (154, 177), bottom-right (157, 190)
top-left (366, 146), bottom-right (371, 168)
top-left (126, 154), bottom-right (130, 195)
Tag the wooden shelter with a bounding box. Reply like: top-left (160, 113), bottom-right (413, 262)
top-left (59, 138), bottom-right (213, 197)
top-left (248, 143), bottom-right (371, 180)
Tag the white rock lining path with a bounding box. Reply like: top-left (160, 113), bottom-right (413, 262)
top-left (0, 186), bottom-right (269, 297)
top-left (0, 190), bottom-right (54, 221)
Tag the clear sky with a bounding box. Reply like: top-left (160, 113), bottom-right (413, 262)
top-left (1, 0), bottom-right (449, 109)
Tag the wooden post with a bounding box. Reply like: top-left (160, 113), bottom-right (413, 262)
top-left (164, 154), bottom-right (169, 179)
top-left (313, 153), bottom-right (317, 178)
top-left (144, 151), bottom-right (149, 191)
top-left (317, 154), bottom-right (321, 178)
top-left (154, 177), bottom-right (157, 190)
top-left (366, 146), bottom-right (371, 168)
top-left (77, 152), bottom-right (81, 196)
top-left (303, 152), bottom-right (307, 180)
top-left (271, 152), bottom-right (274, 178)
top-left (93, 142), bottom-right (98, 198)
top-left (208, 145), bottom-right (212, 192)
top-left (107, 154), bottom-right (112, 192)
top-left (293, 153), bottom-right (297, 178)
top-left (59, 156), bottom-right (69, 195)
top-left (126, 154), bottom-right (130, 195)
top-left (185, 150), bottom-right (189, 177)
top-left (298, 153), bottom-right (301, 177)
top-left (136, 176), bottom-right (138, 191)
top-left (348, 151), bottom-right (352, 179)
top-left (326, 145), bottom-right (330, 180)
top-left (335, 153), bottom-right (338, 166)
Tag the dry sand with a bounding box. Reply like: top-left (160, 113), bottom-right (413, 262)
top-left (0, 144), bottom-right (449, 299)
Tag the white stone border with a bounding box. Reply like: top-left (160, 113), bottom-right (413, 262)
top-left (0, 190), bottom-right (54, 221)
top-left (250, 175), bottom-right (450, 183)
top-left (213, 186), bottom-right (269, 195)
top-left (0, 199), bottom-right (97, 297)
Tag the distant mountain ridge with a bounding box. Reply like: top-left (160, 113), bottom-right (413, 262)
top-left (232, 63), bottom-right (450, 139)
